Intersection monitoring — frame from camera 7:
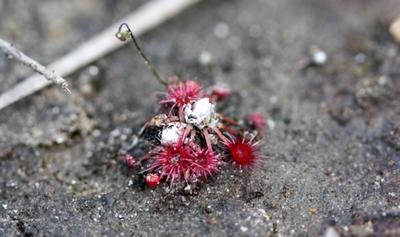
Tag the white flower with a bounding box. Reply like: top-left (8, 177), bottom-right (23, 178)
top-left (160, 122), bottom-right (185, 145)
top-left (184, 98), bottom-right (218, 129)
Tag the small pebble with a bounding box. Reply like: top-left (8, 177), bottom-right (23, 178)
top-left (55, 135), bottom-right (66, 144)
top-left (204, 205), bottom-right (213, 214)
top-left (308, 208), bottom-right (317, 215)
top-left (267, 118), bottom-right (276, 130)
top-left (88, 65), bottom-right (100, 76)
top-left (354, 53), bottom-right (366, 64)
top-left (378, 76), bottom-right (388, 86)
top-left (214, 22), bottom-right (230, 39)
top-left (350, 221), bottom-right (374, 237)
top-left (198, 51), bottom-right (212, 66)
top-left (390, 16), bottom-right (400, 43)
top-left (92, 129), bottom-right (101, 137)
top-left (324, 227), bottom-right (339, 237)
top-left (311, 49), bottom-right (327, 65)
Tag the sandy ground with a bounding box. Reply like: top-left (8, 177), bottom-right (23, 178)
top-left (0, 0), bottom-right (400, 236)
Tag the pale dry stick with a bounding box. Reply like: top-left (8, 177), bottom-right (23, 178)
top-left (0, 0), bottom-right (201, 110)
top-left (0, 38), bottom-right (71, 93)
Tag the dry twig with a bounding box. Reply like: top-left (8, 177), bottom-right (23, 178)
top-left (0, 38), bottom-right (70, 93)
top-left (0, 0), bottom-right (201, 111)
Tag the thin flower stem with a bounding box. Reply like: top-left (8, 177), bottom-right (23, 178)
top-left (202, 128), bottom-right (214, 152)
top-left (220, 114), bottom-right (239, 126)
top-left (116, 23), bottom-right (168, 86)
top-left (211, 127), bottom-right (231, 144)
top-left (178, 106), bottom-right (185, 122)
top-left (179, 124), bottom-right (193, 146)
top-left (221, 124), bottom-right (238, 137)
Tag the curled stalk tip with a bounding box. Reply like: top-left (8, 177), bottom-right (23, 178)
top-left (115, 31), bottom-right (130, 42)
